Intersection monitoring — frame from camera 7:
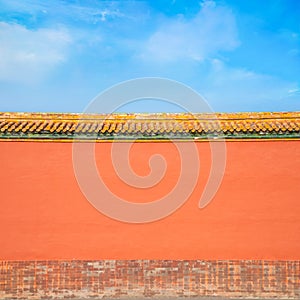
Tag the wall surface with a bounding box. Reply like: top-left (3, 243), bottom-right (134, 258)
top-left (0, 140), bottom-right (299, 261)
top-left (0, 140), bottom-right (299, 299)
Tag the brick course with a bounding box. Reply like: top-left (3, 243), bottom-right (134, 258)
top-left (0, 260), bottom-right (299, 299)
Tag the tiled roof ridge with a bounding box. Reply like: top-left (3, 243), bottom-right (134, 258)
top-left (0, 111), bottom-right (299, 140)
top-left (1, 111), bottom-right (300, 119)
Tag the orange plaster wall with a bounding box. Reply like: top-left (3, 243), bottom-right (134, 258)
top-left (0, 140), bottom-right (299, 260)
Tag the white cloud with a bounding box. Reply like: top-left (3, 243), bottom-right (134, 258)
top-left (140, 0), bottom-right (239, 62)
top-left (0, 22), bottom-right (72, 83)
top-left (0, 0), bottom-right (128, 24)
top-left (288, 88), bottom-right (300, 96)
top-left (200, 59), bottom-right (299, 111)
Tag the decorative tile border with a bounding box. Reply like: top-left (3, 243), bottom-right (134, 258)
top-left (0, 260), bottom-right (299, 299)
top-left (0, 112), bottom-right (300, 140)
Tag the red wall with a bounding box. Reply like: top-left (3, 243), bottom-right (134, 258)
top-left (0, 140), bottom-right (299, 260)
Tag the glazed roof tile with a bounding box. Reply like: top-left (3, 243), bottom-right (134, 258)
top-left (0, 112), bottom-right (299, 140)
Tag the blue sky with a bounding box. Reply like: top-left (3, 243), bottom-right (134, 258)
top-left (0, 0), bottom-right (299, 113)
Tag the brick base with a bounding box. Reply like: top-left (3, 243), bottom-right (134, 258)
top-left (0, 260), bottom-right (299, 299)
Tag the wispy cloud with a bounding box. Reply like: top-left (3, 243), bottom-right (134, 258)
top-left (0, 22), bottom-right (72, 83)
top-left (200, 59), bottom-right (299, 111)
top-left (140, 0), bottom-right (239, 62)
top-left (288, 88), bottom-right (300, 96)
top-left (0, 0), bottom-right (143, 26)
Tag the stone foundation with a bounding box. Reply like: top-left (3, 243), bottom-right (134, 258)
top-left (0, 260), bottom-right (299, 299)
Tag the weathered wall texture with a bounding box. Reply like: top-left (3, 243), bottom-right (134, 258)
top-left (0, 260), bottom-right (299, 299)
top-left (0, 140), bottom-right (299, 298)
